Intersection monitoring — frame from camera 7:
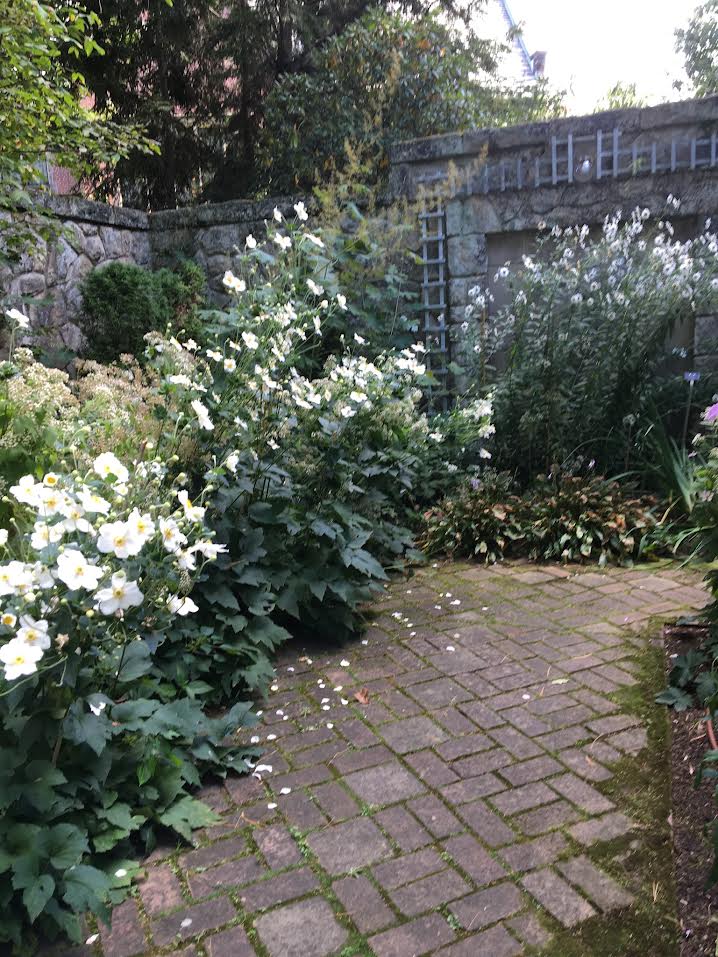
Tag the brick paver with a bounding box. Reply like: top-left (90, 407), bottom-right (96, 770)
top-left (74, 561), bottom-right (706, 957)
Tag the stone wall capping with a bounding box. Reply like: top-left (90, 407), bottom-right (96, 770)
top-left (44, 196), bottom-right (149, 231)
top-left (148, 194), bottom-right (311, 231)
top-left (389, 94), bottom-right (718, 167)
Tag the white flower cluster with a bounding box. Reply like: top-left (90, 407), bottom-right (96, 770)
top-left (0, 453), bottom-right (221, 682)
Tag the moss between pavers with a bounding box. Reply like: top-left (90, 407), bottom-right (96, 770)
top-left (528, 630), bottom-right (679, 957)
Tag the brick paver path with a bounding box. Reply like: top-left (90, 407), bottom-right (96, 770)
top-left (89, 561), bottom-right (707, 957)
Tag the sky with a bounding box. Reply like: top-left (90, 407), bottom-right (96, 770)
top-left (492, 0), bottom-right (705, 114)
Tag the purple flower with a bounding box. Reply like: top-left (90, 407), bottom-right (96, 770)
top-left (684, 371), bottom-right (701, 383)
top-left (470, 477), bottom-right (481, 491)
top-left (704, 402), bottom-right (718, 423)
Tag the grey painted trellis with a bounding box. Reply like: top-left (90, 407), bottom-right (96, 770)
top-left (474, 127), bottom-right (718, 195)
top-left (418, 196), bottom-right (450, 411)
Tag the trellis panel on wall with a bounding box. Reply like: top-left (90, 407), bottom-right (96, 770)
top-left (418, 196), bottom-right (450, 411)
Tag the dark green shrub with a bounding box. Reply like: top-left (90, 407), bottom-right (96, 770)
top-left (79, 261), bottom-right (205, 362)
top-left (423, 471), bottom-right (657, 566)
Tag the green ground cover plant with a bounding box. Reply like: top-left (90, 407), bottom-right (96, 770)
top-left (422, 469), bottom-right (657, 566)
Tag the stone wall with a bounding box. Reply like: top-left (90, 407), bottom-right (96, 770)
top-left (389, 95), bottom-right (718, 372)
top-left (2, 197), bottom-right (150, 352)
top-left (2, 195), bottom-right (300, 351)
top-left (149, 195), bottom-right (305, 302)
top-left (5, 95), bottom-right (718, 368)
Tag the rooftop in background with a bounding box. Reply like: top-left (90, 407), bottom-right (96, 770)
top-left (487, 0), bottom-right (705, 113)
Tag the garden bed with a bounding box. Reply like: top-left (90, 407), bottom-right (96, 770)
top-left (668, 634), bottom-right (718, 957)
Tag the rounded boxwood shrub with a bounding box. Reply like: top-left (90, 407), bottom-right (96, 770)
top-left (79, 260), bottom-right (205, 362)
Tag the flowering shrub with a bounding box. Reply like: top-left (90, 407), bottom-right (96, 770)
top-left (143, 206), bottom-right (493, 699)
top-left (488, 203), bottom-right (718, 479)
top-left (0, 206), bottom-right (494, 949)
top-left (0, 451), bottom-right (254, 951)
top-left (423, 471), bottom-right (656, 566)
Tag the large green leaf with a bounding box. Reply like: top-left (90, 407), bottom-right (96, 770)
top-left (44, 824), bottom-right (88, 871)
top-left (23, 874), bottom-right (55, 922)
top-left (62, 865), bottom-right (111, 914)
top-left (159, 797), bottom-right (219, 841)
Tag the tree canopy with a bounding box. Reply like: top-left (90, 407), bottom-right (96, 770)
top-left (0, 0), bottom-right (154, 261)
top-left (71, 1), bottom-right (563, 208)
top-left (256, 10), bottom-right (565, 195)
top-left (676, 0), bottom-right (718, 97)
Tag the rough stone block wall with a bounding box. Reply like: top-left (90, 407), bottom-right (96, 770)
top-left (390, 96), bottom-right (718, 371)
top-left (2, 197), bottom-right (150, 353)
top-left (1, 195), bottom-right (301, 351)
top-left (4, 96), bottom-right (718, 374)
top-left (150, 196), bottom-right (305, 303)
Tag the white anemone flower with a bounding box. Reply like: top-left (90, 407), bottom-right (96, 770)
top-left (16, 615), bottom-right (51, 650)
top-left (177, 490), bottom-right (206, 523)
top-left (305, 233), bottom-right (324, 248)
top-left (307, 279), bottom-right (324, 296)
top-left (245, 234), bottom-right (257, 249)
top-left (191, 541), bottom-right (228, 560)
top-left (6, 308), bottom-right (30, 329)
top-left (167, 595), bottom-right (199, 616)
top-left (94, 571), bottom-right (144, 615)
top-left (273, 233), bottom-right (292, 251)
top-left (97, 521), bottom-right (143, 559)
top-left (241, 331), bottom-right (259, 350)
top-left (125, 509), bottom-right (155, 545)
top-left (93, 452), bottom-right (129, 484)
top-left (78, 487), bottom-right (111, 515)
top-left (1, 612), bottom-right (16, 628)
top-left (159, 518), bottom-right (187, 554)
top-left (36, 487), bottom-right (69, 518)
top-left (0, 530), bottom-right (7, 547)
top-left (336, 293), bottom-right (347, 310)
top-left (294, 201), bottom-right (309, 221)
top-left (191, 399), bottom-right (214, 431)
top-left (31, 562), bottom-right (55, 590)
top-left (0, 561), bottom-right (35, 597)
top-left (30, 521), bottom-right (64, 551)
top-left (0, 638), bottom-right (43, 680)
top-left (60, 502), bottom-right (93, 534)
top-left (273, 206), bottom-right (283, 222)
top-left (10, 476), bottom-right (42, 507)
top-left (55, 549), bottom-right (103, 591)
top-left (222, 270), bottom-right (246, 294)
